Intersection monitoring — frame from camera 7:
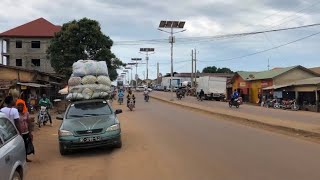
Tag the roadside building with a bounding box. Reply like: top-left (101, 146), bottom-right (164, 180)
top-left (0, 64), bottom-right (63, 107)
top-left (310, 67), bottom-right (320, 74)
top-left (264, 77), bottom-right (320, 112)
top-left (0, 18), bottom-right (61, 73)
top-left (232, 66), bottom-right (319, 103)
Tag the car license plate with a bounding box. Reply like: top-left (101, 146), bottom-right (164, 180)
top-left (80, 136), bottom-right (101, 142)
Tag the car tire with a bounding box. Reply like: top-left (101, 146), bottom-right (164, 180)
top-left (114, 138), bottom-right (122, 148)
top-left (12, 171), bottom-right (22, 180)
top-left (59, 144), bottom-right (68, 156)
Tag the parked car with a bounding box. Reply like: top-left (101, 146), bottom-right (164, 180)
top-left (136, 86), bottom-right (145, 92)
top-left (0, 112), bottom-right (27, 180)
top-left (57, 99), bottom-right (123, 155)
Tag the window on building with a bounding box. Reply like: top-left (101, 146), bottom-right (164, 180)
top-left (31, 41), bottom-right (40, 48)
top-left (16, 40), bottom-right (22, 48)
top-left (32, 59), bottom-right (40, 67)
top-left (16, 59), bottom-right (22, 66)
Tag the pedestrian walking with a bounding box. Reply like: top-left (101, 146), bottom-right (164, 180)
top-left (0, 96), bottom-right (19, 124)
top-left (16, 102), bottom-right (35, 162)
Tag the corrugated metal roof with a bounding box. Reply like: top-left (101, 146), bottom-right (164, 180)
top-left (310, 67), bottom-right (320, 74)
top-left (17, 82), bottom-right (49, 88)
top-left (0, 18), bottom-right (61, 38)
top-left (263, 77), bottom-right (320, 90)
top-left (293, 77), bottom-right (320, 86)
top-left (237, 66), bottom-right (300, 81)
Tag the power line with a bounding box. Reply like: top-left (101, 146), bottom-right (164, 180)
top-left (197, 30), bottom-right (320, 63)
top-left (266, 0), bottom-right (320, 29)
top-left (113, 23), bottom-right (320, 45)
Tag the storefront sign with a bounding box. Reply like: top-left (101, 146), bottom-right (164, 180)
top-left (239, 82), bottom-right (246, 87)
top-left (261, 81), bottom-right (269, 87)
top-left (21, 85), bottom-right (27, 90)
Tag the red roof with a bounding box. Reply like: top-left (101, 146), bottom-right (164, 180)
top-left (0, 18), bottom-right (61, 38)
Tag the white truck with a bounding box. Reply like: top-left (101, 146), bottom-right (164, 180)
top-left (196, 76), bottom-right (227, 101)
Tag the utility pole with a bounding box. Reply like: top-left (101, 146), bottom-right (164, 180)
top-left (157, 62), bottom-right (159, 84)
top-left (191, 49), bottom-right (194, 87)
top-left (194, 48), bottom-right (197, 87)
top-left (268, 58), bottom-right (270, 70)
top-left (158, 20), bottom-right (186, 101)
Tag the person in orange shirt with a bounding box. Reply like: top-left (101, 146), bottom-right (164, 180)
top-left (15, 92), bottom-right (28, 113)
top-left (16, 99), bottom-right (28, 113)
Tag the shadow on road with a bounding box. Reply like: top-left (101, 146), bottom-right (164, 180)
top-left (61, 147), bottom-right (118, 158)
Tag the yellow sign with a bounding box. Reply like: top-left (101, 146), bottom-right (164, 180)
top-left (21, 85), bottom-right (27, 90)
top-left (239, 82), bottom-right (246, 87)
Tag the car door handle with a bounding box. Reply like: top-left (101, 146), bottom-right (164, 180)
top-left (5, 155), bottom-right (10, 163)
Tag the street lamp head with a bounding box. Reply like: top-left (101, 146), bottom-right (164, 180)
top-left (159, 20), bottom-right (186, 29)
top-left (140, 48), bottom-right (155, 52)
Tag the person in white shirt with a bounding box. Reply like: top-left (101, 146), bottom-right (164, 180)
top-left (1, 96), bottom-right (19, 124)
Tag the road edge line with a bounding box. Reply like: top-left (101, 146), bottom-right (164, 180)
top-left (150, 95), bottom-right (320, 139)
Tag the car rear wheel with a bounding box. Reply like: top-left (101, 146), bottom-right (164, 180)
top-left (59, 144), bottom-right (69, 155)
top-left (12, 171), bottom-right (22, 180)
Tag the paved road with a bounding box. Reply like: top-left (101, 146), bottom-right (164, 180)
top-left (25, 94), bottom-right (320, 180)
top-left (152, 91), bottom-right (320, 126)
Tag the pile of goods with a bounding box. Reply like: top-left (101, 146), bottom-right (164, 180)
top-left (66, 60), bottom-right (112, 101)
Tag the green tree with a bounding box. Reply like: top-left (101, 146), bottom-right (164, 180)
top-left (202, 66), bottom-right (233, 74)
top-left (47, 18), bottom-right (124, 80)
top-left (202, 66), bottom-right (217, 73)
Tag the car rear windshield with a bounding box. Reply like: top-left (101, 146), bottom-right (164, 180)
top-left (66, 101), bottom-right (112, 119)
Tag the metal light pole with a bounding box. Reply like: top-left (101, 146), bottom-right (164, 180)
top-left (125, 67), bottom-right (133, 86)
top-left (158, 20), bottom-right (186, 101)
top-left (140, 48), bottom-right (155, 81)
top-left (131, 58), bottom-right (142, 88)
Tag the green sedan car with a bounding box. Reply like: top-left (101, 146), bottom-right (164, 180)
top-left (57, 99), bottom-right (122, 155)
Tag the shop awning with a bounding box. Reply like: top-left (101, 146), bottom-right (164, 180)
top-left (17, 82), bottom-right (50, 88)
top-left (263, 84), bottom-right (291, 90)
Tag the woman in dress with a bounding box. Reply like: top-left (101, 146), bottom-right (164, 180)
top-left (16, 102), bottom-right (34, 162)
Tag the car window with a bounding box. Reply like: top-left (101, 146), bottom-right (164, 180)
top-left (66, 101), bottom-right (113, 119)
top-left (0, 117), bottom-right (18, 143)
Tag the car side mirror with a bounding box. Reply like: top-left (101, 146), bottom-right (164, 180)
top-left (115, 109), bottom-right (122, 114)
top-left (56, 115), bottom-right (64, 120)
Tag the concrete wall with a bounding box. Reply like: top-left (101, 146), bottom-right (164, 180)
top-left (274, 68), bottom-right (317, 85)
top-left (0, 67), bottom-right (34, 82)
top-left (6, 37), bottom-right (55, 73)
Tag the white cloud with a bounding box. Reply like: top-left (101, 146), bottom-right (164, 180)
top-left (0, 0), bottom-right (319, 77)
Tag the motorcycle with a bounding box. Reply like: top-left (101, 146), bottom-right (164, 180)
top-left (264, 99), bottom-right (277, 108)
top-left (197, 95), bottom-right (204, 101)
top-left (38, 106), bottom-right (49, 128)
top-left (176, 92), bottom-right (182, 100)
top-left (118, 97), bottom-right (123, 105)
top-left (229, 98), bottom-right (240, 108)
top-left (128, 99), bottom-right (135, 111)
top-left (281, 99), bottom-right (299, 111)
top-left (144, 94), bottom-right (149, 102)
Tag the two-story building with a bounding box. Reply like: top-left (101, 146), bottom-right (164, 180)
top-left (0, 18), bottom-right (61, 73)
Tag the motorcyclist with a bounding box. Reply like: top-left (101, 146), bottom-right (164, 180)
top-left (38, 94), bottom-right (52, 126)
top-left (231, 89), bottom-right (239, 103)
top-left (199, 89), bottom-right (205, 100)
top-left (118, 89), bottom-right (124, 103)
top-left (143, 88), bottom-right (149, 101)
top-left (127, 90), bottom-right (136, 107)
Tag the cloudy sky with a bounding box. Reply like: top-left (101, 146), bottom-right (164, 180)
top-left (1, 0), bottom-right (320, 79)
